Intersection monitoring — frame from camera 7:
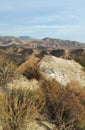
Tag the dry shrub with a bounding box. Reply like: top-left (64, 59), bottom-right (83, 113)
top-left (67, 81), bottom-right (85, 106)
top-left (67, 82), bottom-right (85, 130)
top-left (76, 56), bottom-right (85, 68)
top-left (23, 65), bottom-right (41, 80)
top-left (0, 86), bottom-right (45, 130)
top-left (40, 78), bottom-right (85, 130)
top-left (17, 56), bottom-right (41, 80)
top-left (0, 56), bottom-right (17, 89)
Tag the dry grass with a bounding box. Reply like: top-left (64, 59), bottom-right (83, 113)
top-left (0, 86), bottom-right (45, 130)
top-left (40, 78), bottom-right (85, 130)
top-left (17, 56), bottom-right (41, 80)
top-left (0, 56), bottom-right (17, 89)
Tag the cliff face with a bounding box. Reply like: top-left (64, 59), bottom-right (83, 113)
top-left (38, 55), bottom-right (85, 86)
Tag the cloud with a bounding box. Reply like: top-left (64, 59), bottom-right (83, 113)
top-left (0, 24), bottom-right (85, 42)
top-left (0, 0), bottom-right (85, 42)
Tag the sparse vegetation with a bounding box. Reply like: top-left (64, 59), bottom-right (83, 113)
top-left (0, 54), bottom-right (85, 130)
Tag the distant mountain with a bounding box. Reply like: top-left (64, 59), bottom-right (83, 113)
top-left (19, 36), bottom-right (33, 39)
top-left (42, 37), bottom-right (85, 49)
top-left (0, 36), bottom-right (85, 48)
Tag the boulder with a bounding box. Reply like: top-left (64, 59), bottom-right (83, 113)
top-left (38, 55), bottom-right (85, 86)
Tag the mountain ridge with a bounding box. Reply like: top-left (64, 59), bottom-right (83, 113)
top-left (0, 36), bottom-right (85, 48)
top-left (0, 36), bottom-right (85, 67)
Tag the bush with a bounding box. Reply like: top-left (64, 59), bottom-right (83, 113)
top-left (40, 79), bottom-right (85, 130)
top-left (0, 87), bottom-right (45, 130)
top-left (0, 57), bottom-right (16, 89)
top-left (23, 65), bottom-right (41, 80)
top-left (21, 57), bottom-right (41, 80)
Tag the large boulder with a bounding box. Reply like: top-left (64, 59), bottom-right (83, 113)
top-left (38, 55), bottom-right (85, 86)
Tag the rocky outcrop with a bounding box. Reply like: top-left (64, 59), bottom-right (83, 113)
top-left (38, 55), bottom-right (85, 86)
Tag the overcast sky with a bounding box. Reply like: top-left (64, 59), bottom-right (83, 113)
top-left (0, 0), bottom-right (85, 42)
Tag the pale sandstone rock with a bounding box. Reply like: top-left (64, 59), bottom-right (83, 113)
top-left (38, 55), bottom-right (85, 86)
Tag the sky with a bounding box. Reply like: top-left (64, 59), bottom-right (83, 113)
top-left (0, 0), bottom-right (85, 42)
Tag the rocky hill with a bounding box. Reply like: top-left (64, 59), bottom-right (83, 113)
top-left (0, 36), bottom-right (85, 49)
top-left (0, 36), bottom-right (85, 67)
top-left (42, 37), bottom-right (85, 49)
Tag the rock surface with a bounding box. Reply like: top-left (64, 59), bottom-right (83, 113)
top-left (38, 55), bottom-right (85, 86)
